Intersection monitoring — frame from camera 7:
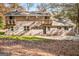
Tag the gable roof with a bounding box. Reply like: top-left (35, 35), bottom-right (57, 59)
top-left (5, 10), bottom-right (51, 16)
top-left (51, 18), bottom-right (76, 27)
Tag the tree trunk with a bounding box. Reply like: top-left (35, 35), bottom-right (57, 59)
top-left (75, 3), bottom-right (79, 34)
top-left (77, 4), bottom-right (79, 34)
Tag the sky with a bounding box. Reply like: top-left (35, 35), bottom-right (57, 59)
top-left (20, 3), bottom-right (39, 11)
top-left (4, 3), bottom-right (62, 12)
top-left (4, 3), bottom-right (39, 11)
top-left (19, 3), bottom-right (62, 12)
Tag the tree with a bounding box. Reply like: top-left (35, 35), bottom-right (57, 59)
top-left (36, 3), bottom-right (79, 34)
top-left (0, 17), bottom-right (4, 29)
top-left (4, 3), bottom-right (25, 12)
top-left (75, 3), bottom-right (79, 34)
top-left (61, 3), bottom-right (79, 33)
top-left (26, 3), bottom-right (34, 11)
top-left (37, 3), bottom-right (48, 12)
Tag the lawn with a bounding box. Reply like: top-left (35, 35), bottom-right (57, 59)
top-left (0, 36), bottom-right (79, 56)
top-left (0, 36), bottom-right (43, 41)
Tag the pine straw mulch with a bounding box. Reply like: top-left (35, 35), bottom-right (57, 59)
top-left (0, 38), bottom-right (79, 56)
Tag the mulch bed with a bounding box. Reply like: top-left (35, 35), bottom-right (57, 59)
top-left (0, 38), bottom-right (79, 56)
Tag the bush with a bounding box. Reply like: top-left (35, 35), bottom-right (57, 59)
top-left (0, 32), bottom-right (5, 35)
top-left (0, 17), bottom-right (4, 29)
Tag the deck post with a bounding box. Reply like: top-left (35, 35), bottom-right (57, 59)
top-left (43, 26), bottom-right (46, 34)
top-left (27, 26), bottom-right (30, 31)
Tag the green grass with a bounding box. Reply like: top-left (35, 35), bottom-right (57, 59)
top-left (0, 35), bottom-right (52, 43)
top-left (0, 36), bottom-right (43, 41)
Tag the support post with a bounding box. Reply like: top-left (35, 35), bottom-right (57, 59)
top-left (43, 26), bottom-right (46, 34)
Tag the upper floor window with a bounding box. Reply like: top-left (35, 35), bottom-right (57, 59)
top-left (9, 16), bottom-right (14, 19)
top-left (8, 16), bottom-right (15, 25)
top-left (45, 16), bottom-right (50, 19)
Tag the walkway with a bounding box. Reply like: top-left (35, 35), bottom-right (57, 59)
top-left (36, 35), bottom-right (79, 40)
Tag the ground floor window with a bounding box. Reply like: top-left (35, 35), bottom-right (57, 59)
top-left (64, 27), bottom-right (68, 30)
top-left (10, 26), bottom-right (14, 31)
top-left (27, 26), bottom-right (30, 31)
top-left (24, 26), bottom-right (26, 31)
top-left (48, 27), bottom-right (50, 31)
top-left (57, 27), bottom-right (61, 29)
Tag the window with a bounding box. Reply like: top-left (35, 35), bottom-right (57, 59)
top-left (64, 27), bottom-right (68, 30)
top-left (27, 26), bottom-right (29, 31)
top-left (9, 16), bottom-right (12, 19)
top-left (9, 16), bottom-right (15, 24)
top-left (45, 16), bottom-right (49, 19)
top-left (10, 26), bottom-right (14, 31)
top-left (58, 27), bottom-right (61, 29)
top-left (48, 27), bottom-right (50, 31)
top-left (24, 26), bottom-right (26, 31)
top-left (9, 16), bottom-right (14, 19)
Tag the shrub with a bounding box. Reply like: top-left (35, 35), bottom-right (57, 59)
top-left (0, 17), bottom-right (4, 29)
top-left (0, 32), bottom-right (5, 35)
